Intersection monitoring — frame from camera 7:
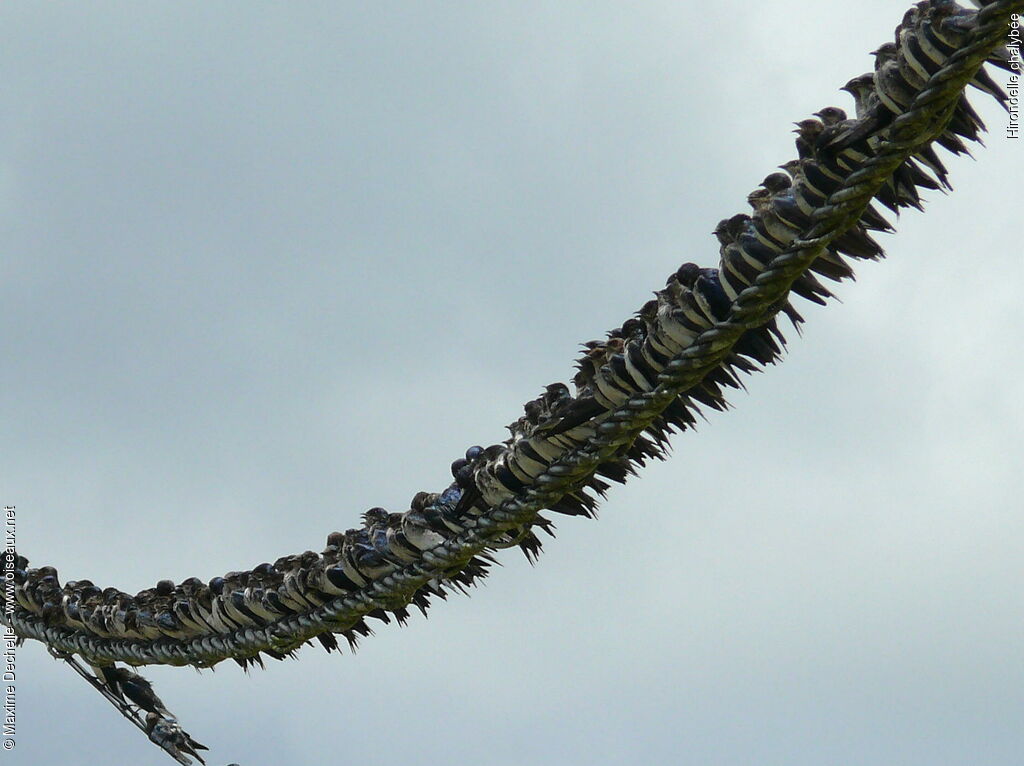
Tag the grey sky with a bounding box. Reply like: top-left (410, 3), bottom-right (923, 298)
top-left (2, 2), bottom-right (1022, 764)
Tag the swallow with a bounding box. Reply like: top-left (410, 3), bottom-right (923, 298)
top-left (885, 29), bottom-right (985, 142)
top-left (690, 267), bottom-right (731, 322)
top-left (793, 118), bottom-right (825, 161)
top-left (872, 42), bottom-right (920, 115)
top-left (747, 190), bottom-right (838, 304)
top-left (840, 72), bottom-right (953, 187)
top-left (109, 666), bottom-right (171, 715)
top-left (719, 213), bottom-right (785, 267)
top-left (814, 106), bottom-right (874, 164)
top-left (146, 712), bottom-right (209, 766)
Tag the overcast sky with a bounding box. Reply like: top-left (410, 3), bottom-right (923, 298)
top-left (2, 3), bottom-right (1022, 765)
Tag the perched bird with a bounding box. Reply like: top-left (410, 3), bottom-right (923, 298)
top-left (880, 39), bottom-right (986, 143)
top-left (831, 73), bottom-right (899, 152)
top-left (814, 106), bottom-right (871, 164)
top-left (872, 42), bottom-right (918, 113)
top-left (716, 213), bottom-right (783, 269)
top-left (898, 6), bottom-right (942, 73)
top-left (108, 666), bottom-right (171, 716)
top-left (840, 73), bottom-right (953, 187)
top-left (146, 712), bottom-right (209, 766)
top-left (793, 118), bottom-right (825, 161)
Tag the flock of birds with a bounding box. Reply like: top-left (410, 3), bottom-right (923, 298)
top-left (2, 1), bottom-right (1017, 763)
